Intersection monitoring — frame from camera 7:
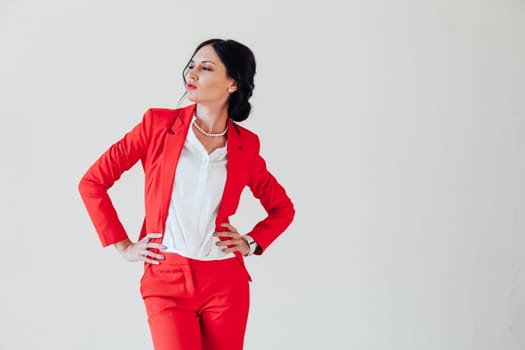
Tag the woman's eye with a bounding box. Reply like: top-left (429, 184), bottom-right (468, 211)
top-left (187, 65), bottom-right (210, 71)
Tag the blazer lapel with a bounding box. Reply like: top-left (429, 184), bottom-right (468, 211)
top-left (158, 104), bottom-right (195, 225)
top-left (217, 119), bottom-right (251, 277)
top-left (215, 119), bottom-right (245, 229)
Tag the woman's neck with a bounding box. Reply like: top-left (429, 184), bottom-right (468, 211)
top-left (194, 103), bottom-right (229, 134)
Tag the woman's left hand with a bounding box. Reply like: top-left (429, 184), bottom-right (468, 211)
top-left (215, 222), bottom-right (249, 256)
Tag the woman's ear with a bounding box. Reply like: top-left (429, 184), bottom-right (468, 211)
top-left (228, 83), bottom-right (238, 93)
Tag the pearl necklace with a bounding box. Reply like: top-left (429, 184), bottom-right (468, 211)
top-left (192, 119), bottom-right (228, 137)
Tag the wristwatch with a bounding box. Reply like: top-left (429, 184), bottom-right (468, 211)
top-left (242, 235), bottom-right (259, 256)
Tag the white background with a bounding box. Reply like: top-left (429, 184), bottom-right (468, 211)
top-left (1, 0), bottom-right (524, 349)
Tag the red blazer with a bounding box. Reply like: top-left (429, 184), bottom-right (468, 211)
top-left (78, 103), bottom-right (295, 280)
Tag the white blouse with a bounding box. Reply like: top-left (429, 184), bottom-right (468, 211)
top-left (161, 116), bottom-right (235, 260)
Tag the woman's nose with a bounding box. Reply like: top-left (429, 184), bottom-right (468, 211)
top-left (187, 68), bottom-right (198, 81)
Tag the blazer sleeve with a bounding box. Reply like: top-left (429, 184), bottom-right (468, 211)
top-left (246, 136), bottom-right (295, 255)
top-left (78, 109), bottom-right (152, 247)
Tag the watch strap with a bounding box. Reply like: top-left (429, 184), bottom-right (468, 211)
top-left (242, 235), bottom-right (258, 256)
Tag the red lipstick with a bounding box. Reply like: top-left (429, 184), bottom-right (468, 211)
top-left (187, 83), bottom-right (197, 90)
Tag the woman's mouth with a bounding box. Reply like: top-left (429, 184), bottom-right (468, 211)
top-left (187, 83), bottom-right (197, 90)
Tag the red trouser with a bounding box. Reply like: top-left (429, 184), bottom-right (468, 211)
top-left (140, 253), bottom-right (251, 350)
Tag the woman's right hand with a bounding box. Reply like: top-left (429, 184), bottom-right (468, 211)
top-left (113, 233), bottom-right (166, 264)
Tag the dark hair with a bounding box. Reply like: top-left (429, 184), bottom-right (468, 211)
top-left (180, 38), bottom-right (256, 122)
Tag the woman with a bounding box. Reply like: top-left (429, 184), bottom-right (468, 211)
top-left (78, 38), bottom-right (295, 350)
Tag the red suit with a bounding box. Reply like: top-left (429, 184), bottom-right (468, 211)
top-left (78, 103), bottom-right (295, 349)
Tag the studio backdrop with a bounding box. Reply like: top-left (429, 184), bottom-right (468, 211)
top-left (1, 0), bottom-right (524, 349)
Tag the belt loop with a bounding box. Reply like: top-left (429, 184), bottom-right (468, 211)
top-left (182, 265), bottom-right (196, 296)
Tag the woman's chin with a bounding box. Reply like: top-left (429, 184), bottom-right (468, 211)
top-left (186, 94), bottom-right (198, 103)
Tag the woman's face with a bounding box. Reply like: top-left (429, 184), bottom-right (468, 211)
top-left (184, 44), bottom-right (237, 104)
